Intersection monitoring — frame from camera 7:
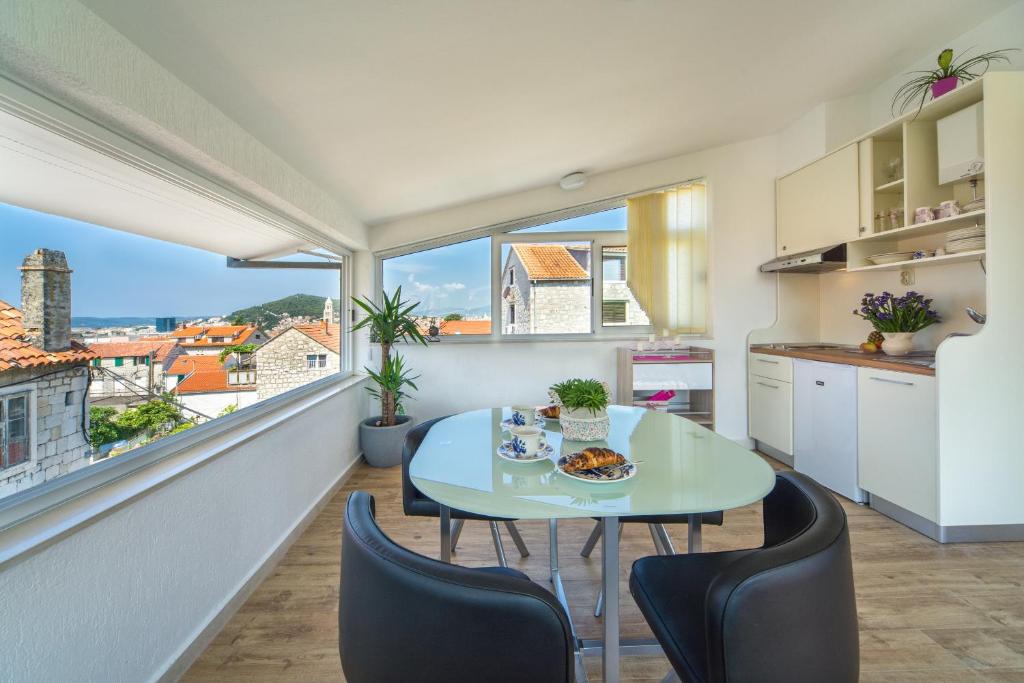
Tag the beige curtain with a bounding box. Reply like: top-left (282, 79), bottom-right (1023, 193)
top-left (627, 182), bottom-right (708, 335)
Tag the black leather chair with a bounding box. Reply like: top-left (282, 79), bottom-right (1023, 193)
top-left (581, 511), bottom-right (725, 617)
top-left (629, 471), bottom-right (859, 683)
top-left (340, 491), bottom-right (574, 683)
top-left (404, 416), bottom-right (529, 566)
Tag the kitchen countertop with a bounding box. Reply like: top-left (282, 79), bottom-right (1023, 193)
top-left (750, 344), bottom-right (936, 376)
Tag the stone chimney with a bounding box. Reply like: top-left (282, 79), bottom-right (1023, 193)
top-left (19, 249), bottom-right (72, 352)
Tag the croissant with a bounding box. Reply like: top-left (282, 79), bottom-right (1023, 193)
top-left (563, 447), bottom-right (625, 473)
top-left (539, 405), bottom-right (560, 419)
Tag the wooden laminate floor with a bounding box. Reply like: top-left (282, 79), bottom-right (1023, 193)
top-left (183, 457), bottom-right (1024, 682)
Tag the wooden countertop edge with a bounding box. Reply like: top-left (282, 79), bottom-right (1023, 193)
top-left (750, 347), bottom-right (936, 376)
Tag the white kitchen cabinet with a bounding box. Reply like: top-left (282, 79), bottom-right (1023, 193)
top-left (776, 143), bottom-right (860, 256)
top-left (857, 368), bottom-right (937, 522)
top-left (749, 352), bottom-right (793, 383)
top-left (749, 374), bottom-right (793, 456)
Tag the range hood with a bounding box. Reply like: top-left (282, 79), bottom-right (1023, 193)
top-left (760, 243), bottom-right (847, 273)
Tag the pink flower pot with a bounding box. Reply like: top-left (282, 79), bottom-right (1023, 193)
top-left (931, 76), bottom-right (958, 99)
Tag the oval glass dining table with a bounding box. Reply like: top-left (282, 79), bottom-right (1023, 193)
top-left (410, 406), bottom-right (776, 683)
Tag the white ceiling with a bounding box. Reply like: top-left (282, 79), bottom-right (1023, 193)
top-left (81, 0), bottom-right (1013, 225)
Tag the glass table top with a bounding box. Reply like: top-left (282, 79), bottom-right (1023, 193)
top-left (409, 406), bottom-right (776, 520)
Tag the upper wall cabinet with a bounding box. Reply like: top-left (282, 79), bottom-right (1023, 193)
top-left (776, 143), bottom-right (861, 257)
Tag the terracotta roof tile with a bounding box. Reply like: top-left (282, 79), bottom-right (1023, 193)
top-left (0, 299), bottom-right (98, 372)
top-left (169, 326), bottom-right (204, 339)
top-left (166, 355), bottom-right (224, 376)
top-left (88, 340), bottom-right (180, 361)
top-left (205, 325), bottom-right (250, 337)
top-left (291, 323), bottom-right (340, 352)
top-left (511, 244), bottom-right (589, 280)
top-left (417, 320), bottom-right (491, 335)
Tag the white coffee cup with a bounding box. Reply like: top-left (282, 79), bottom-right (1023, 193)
top-left (510, 426), bottom-right (547, 457)
top-left (510, 406), bottom-right (536, 426)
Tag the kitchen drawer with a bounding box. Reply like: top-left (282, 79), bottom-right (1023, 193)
top-left (749, 353), bottom-right (793, 383)
top-left (749, 374), bottom-right (793, 455)
top-left (857, 368), bottom-right (937, 522)
top-left (632, 362), bottom-right (712, 391)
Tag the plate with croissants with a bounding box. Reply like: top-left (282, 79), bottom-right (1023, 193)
top-left (556, 447), bottom-right (636, 483)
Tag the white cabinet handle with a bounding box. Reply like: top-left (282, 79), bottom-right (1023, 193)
top-left (868, 376), bottom-right (915, 386)
top-left (756, 358), bottom-right (780, 364)
top-left (756, 381), bottom-right (779, 389)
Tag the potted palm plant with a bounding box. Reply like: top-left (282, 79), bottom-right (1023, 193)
top-left (549, 378), bottom-right (612, 442)
top-left (352, 287), bottom-right (428, 467)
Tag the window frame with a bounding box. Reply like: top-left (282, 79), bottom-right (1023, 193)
top-left (374, 176), bottom-right (708, 343)
top-left (0, 386), bottom-right (37, 477)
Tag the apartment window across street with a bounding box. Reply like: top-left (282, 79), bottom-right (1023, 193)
top-left (307, 354), bottom-right (327, 369)
top-left (0, 392), bottom-right (31, 471)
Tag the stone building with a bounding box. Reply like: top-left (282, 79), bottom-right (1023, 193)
top-left (254, 322), bottom-right (340, 400)
top-left (501, 244), bottom-right (593, 334)
top-left (501, 244), bottom-right (649, 333)
top-left (0, 249), bottom-right (98, 500)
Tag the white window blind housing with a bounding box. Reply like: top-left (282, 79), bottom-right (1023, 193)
top-left (0, 98), bottom-right (350, 260)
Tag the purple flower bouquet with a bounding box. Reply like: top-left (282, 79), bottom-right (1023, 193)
top-left (852, 291), bottom-right (941, 333)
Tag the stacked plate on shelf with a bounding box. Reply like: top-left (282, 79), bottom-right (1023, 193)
top-left (945, 225), bottom-right (986, 254)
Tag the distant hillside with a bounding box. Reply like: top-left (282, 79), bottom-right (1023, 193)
top-left (229, 294), bottom-right (340, 327)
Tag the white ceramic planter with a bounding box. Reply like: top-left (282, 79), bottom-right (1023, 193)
top-left (560, 408), bottom-right (610, 442)
top-left (882, 332), bottom-right (915, 356)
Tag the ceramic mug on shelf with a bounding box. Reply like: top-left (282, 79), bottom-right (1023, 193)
top-left (510, 405), bottom-right (536, 426)
top-left (510, 426), bottom-right (546, 457)
top-left (914, 206), bottom-right (935, 224)
top-left (938, 200), bottom-right (961, 219)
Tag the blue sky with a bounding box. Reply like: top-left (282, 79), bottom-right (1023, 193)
top-left (381, 206), bottom-right (625, 316)
top-left (0, 202), bottom-right (341, 318)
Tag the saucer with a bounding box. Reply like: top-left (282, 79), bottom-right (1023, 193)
top-left (497, 441), bottom-right (554, 463)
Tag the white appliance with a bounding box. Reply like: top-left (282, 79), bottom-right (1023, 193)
top-left (793, 360), bottom-right (866, 503)
top-left (937, 101), bottom-right (984, 185)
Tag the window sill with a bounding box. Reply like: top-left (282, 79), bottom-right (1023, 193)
top-left (0, 372), bottom-right (368, 569)
top-left (413, 333), bottom-right (713, 345)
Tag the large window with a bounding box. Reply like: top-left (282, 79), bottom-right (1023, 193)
top-left (381, 237), bottom-right (492, 336)
top-left (376, 181), bottom-right (705, 340)
top-left (0, 201), bottom-right (347, 502)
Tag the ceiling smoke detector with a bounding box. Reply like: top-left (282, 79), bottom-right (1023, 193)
top-left (559, 171), bottom-right (587, 191)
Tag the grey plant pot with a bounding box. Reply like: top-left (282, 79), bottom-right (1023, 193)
top-left (360, 415), bottom-right (415, 468)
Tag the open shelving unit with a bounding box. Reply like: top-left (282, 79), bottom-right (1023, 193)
top-left (849, 80), bottom-right (987, 271)
top-left (846, 249), bottom-right (985, 273)
top-left (616, 347), bottom-right (714, 429)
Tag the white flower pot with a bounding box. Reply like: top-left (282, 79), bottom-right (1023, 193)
top-left (560, 410), bottom-right (610, 442)
top-left (882, 332), bottom-right (915, 356)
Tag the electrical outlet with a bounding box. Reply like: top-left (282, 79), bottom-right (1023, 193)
top-left (900, 269), bottom-right (915, 286)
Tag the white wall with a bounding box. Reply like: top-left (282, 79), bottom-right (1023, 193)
top-left (0, 381), bottom-right (367, 682)
top-left (817, 262), bottom-right (985, 350)
top-left (179, 389), bottom-right (260, 420)
top-left (373, 136), bottom-right (780, 443)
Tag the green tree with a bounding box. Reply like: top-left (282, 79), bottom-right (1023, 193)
top-left (114, 399), bottom-right (182, 436)
top-left (443, 312), bottom-right (464, 321)
top-left (88, 406), bottom-right (124, 449)
top-left (168, 420), bottom-right (197, 435)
